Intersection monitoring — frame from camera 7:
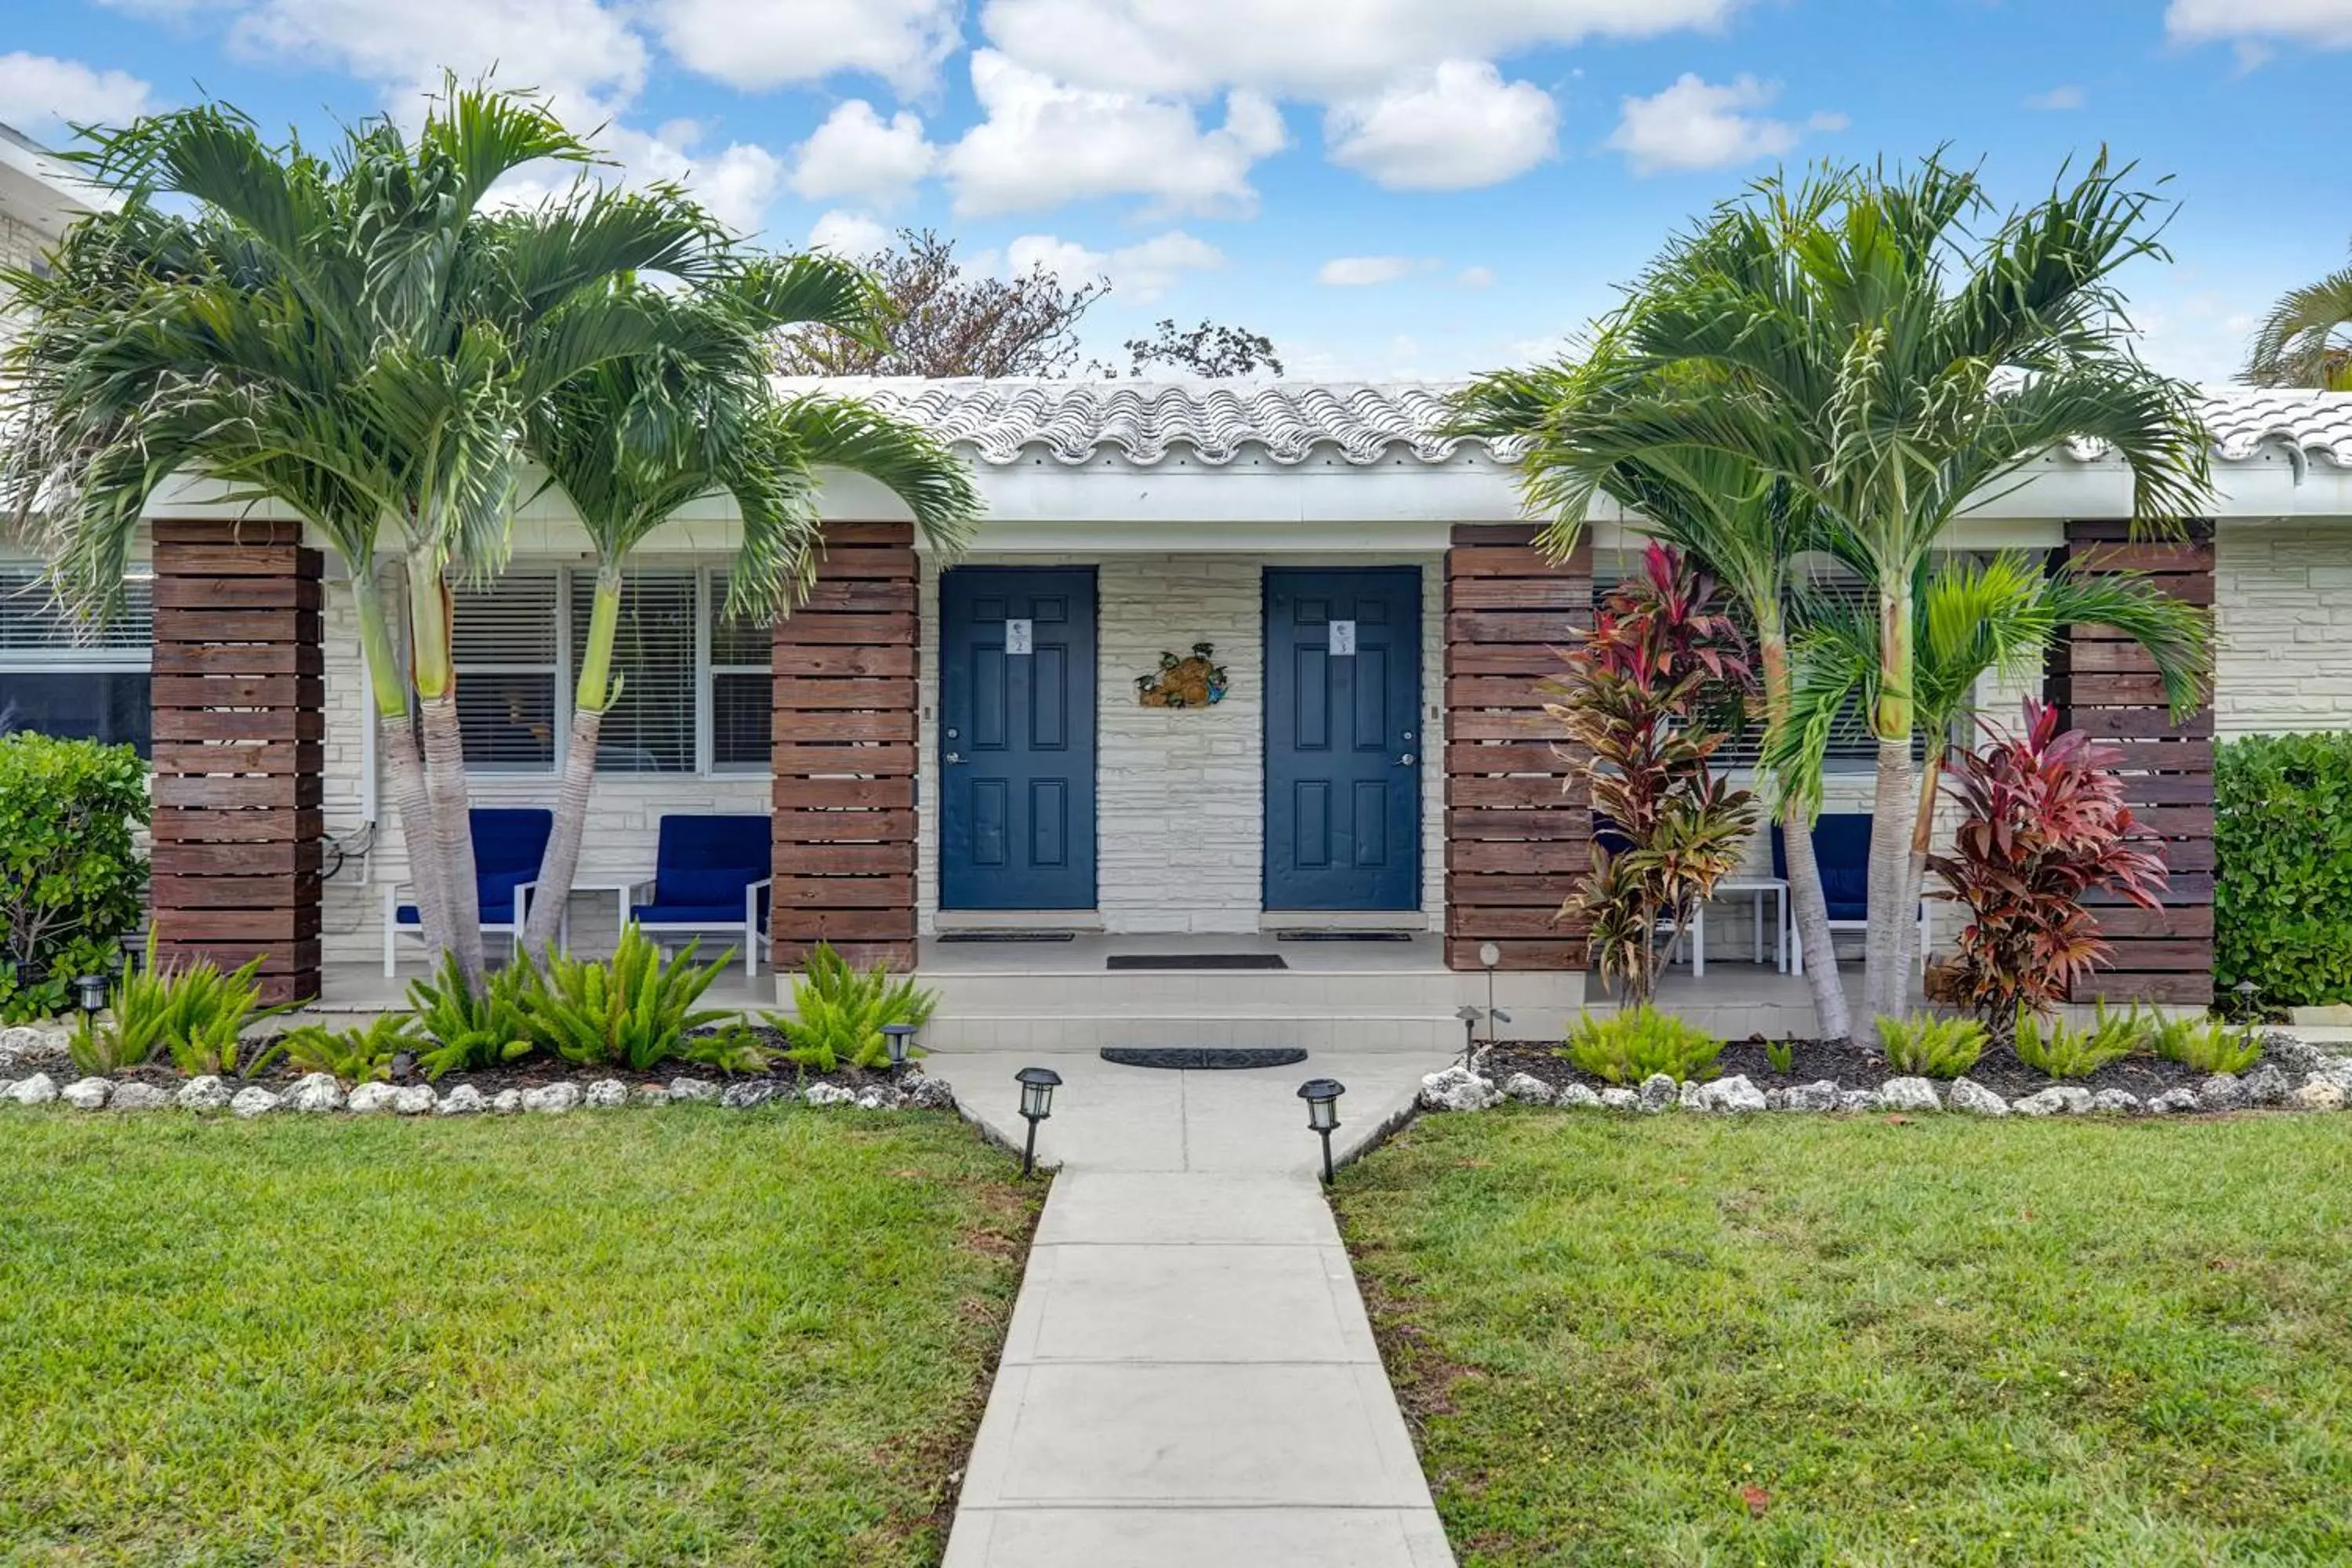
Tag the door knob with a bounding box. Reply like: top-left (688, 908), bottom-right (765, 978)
top-left (1396, 753), bottom-right (1417, 766)
top-left (946, 751), bottom-right (964, 764)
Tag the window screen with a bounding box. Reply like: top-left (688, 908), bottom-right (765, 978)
top-left (453, 573), bottom-right (560, 771)
top-left (0, 565), bottom-right (153, 753)
top-left (577, 570), bottom-right (695, 774)
top-left (707, 573), bottom-right (771, 772)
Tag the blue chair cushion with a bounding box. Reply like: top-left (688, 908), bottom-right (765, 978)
top-left (395, 808), bottom-right (551, 929)
top-left (650, 815), bottom-right (769, 907)
top-left (1774, 814), bottom-right (1874, 923)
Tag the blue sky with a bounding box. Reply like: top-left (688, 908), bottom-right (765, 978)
top-left (4, 0), bottom-right (2347, 381)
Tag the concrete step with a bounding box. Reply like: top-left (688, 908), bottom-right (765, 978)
top-left (924, 1013), bottom-right (1473, 1051)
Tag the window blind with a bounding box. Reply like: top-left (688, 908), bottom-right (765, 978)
top-left (453, 572), bottom-right (560, 771)
top-left (706, 572), bottom-right (771, 771)
top-left (0, 565), bottom-right (153, 752)
top-left (576, 569), bottom-right (695, 774)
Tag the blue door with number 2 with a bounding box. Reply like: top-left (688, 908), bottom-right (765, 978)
top-left (1264, 568), bottom-right (1421, 910)
top-left (939, 568), bottom-right (1098, 909)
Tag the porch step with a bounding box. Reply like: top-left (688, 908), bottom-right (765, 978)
top-left (922, 1012), bottom-right (1473, 1052)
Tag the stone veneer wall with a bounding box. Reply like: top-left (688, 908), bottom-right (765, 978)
top-left (916, 552), bottom-right (1446, 935)
top-left (2213, 519), bottom-right (2352, 737)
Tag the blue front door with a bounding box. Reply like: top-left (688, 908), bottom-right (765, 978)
top-left (940, 568), bottom-right (1098, 909)
top-left (1264, 568), bottom-right (1421, 910)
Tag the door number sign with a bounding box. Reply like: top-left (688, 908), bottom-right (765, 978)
top-left (1327, 619), bottom-right (1356, 656)
top-left (1005, 618), bottom-right (1033, 655)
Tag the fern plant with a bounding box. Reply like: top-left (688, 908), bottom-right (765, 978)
top-left (274, 1014), bottom-right (417, 1084)
top-left (2013, 1011), bottom-right (2137, 1080)
top-left (676, 1022), bottom-right (774, 1075)
top-left (519, 927), bottom-right (737, 1071)
top-left (2148, 1013), bottom-right (2263, 1075)
top-left (408, 953), bottom-right (535, 1080)
top-left (72, 933), bottom-right (289, 1076)
top-left (1559, 1005), bottom-right (1723, 1085)
top-left (1764, 1038), bottom-right (1795, 1075)
top-left (768, 942), bottom-right (938, 1073)
top-left (1877, 1014), bottom-right (1987, 1078)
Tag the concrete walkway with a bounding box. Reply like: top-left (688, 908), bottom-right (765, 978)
top-left (940, 1048), bottom-right (1457, 1568)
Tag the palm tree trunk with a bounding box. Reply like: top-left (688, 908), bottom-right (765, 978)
top-left (1863, 737), bottom-right (1916, 1035)
top-left (1903, 749), bottom-right (1947, 982)
top-left (355, 577), bottom-right (450, 961)
top-left (1758, 623), bottom-right (1851, 1045)
top-left (407, 555), bottom-right (487, 990)
top-left (519, 566), bottom-right (622, 955)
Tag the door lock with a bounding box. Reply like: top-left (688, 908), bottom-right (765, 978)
top-left (1396, 753), bottom-right (1417, 767)
top-left (946, 751), bottom-right (964, 764)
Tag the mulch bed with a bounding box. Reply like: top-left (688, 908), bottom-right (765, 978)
top-left (1482, 1035), bottom-right (2216, 1102)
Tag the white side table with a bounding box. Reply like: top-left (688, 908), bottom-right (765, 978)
top-left (1711, 877), bottom-right (1790, 974)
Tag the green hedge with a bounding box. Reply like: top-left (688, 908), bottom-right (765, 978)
top-left (0, 732), bottom-right (149, 1024)
top-left (2216, 732), bottom-right (2352, 1008)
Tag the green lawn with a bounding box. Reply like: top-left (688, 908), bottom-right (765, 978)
top-left (0, 1108), bottom-right (1039, 1567)
top-left (1335, 1111), bottom-right (2352, 1567)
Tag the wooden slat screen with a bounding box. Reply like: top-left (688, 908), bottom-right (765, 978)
top-left (1443, 524), bottom-right (1592, 971)
top-left (147, 517), bottom-right (324, 1004)
top-left (771, 521), bottom-right (919, 972)
top-left (2046, 519), bottom-right (2216, 1007)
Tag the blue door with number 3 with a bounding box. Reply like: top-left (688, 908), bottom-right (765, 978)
top-left (939, 568), bottom-right (1098, 909)
top-left (1264, 568), bottom-right (1421, 910)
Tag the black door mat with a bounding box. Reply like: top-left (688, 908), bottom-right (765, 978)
top-left (1102, 1047), bottom-right (1308, 1069)
top-left (936, 931), bottom-right (1078, 942)
top-left (1274, 930), bottom-right (1416, 942)
top-left (1105, 953), bottom-right (1287, 971)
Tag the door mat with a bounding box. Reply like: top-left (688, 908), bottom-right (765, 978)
top-left (1274, 930), bottom-right (1416, 942)
top-left (1105, 953), bottom-right (1287, 971)
top-left (936, 931), bottom-right (1077, 942)
top-left (1101, 1047), bottom-right (1308, 1069)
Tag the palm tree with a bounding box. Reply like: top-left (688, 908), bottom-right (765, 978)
top-left (2, 86), bottom-right (731, 991)
top-left (1768, 552), bottom-right (2209, 955)
top-left (1479, 155), bottom-right (2212, 1036)
top-left (1454, 358), bottom-right (1859, 1044)
top-left (514, 262), bottom-right (981, 953)
top-left (2243, 245), bottom-right (2352, 389)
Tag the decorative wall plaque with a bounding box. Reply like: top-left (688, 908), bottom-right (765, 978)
top-left (1135, 642), bottom-right (1229, 708)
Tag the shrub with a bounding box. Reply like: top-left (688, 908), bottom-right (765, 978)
top-left (0, 732), bottom-right (148, 1023)
top-left (2149, 1013), bottom-right (2263, 1075)
top-left (518, 927), bottom-right (737, 1071)
top-left (2216, 732), bottom-right (2352, 1009)
top-left (1926, 699), bottom-right (2169, 1047)
top-left (1764, 1038), bottom-right (1795, 1074)
top-left (1876, 1013), bottom-right (1987, 1078)
top-left (1559, 1005), bottom-right (1723, 1084)
top-left (2013, 1011), bottom-right (2137, 1080)
top-left (1548, 543), bottom-right (1759, 1007)
top-left (768, 942), bottom-right (938, 1073)
top-left (274, 1014), bottom-right (418, 1084)
top-left (408, 953), bottom-right (535, 1080)
top-left (71, 933), bottom-right (287, 1076)
top-left (675, 1023), bottom-right (773, 1075)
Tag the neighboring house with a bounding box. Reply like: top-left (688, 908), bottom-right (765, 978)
top-left (5, 371), bottom-right (2351, 1031)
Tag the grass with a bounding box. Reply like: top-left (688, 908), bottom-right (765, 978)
top-left (0, 1107), bottom-right (1040, 1566)
top-left (1334, 1112), bottom-right (2352, 1566)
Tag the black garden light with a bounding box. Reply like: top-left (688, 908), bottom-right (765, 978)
top-left (74, 973), bottom-right (108, 1028)
top-left (1014, 1065), bottom-right (1062, 1178)
top-left (881, 1022), bottom-right (918, 1073)
top-left (1454, 1004), bottom-right (1481, 1069)
top-left (1298, 1077), bottom-right (1345, 1184)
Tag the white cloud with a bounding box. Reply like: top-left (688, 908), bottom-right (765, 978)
top-left (1457, 264), bottom-right (1495, 288)
top-left (1805, 110), bottom-right (1849, 132)
top-left (978, 0), bottom-right (1740, 98)
top-left (654, 0), bottom-right (961, 95)
top-left (1007, 227), bottom-right (1225, 300)
top-left (942, 50), bottom-right (1287, 218)
top-left (0, 52), bottom-right (154, 136)
top-left (1324, 60), bottom-right (1555, 189)
top-left (1318, 255), bottom-right (1422, 287)
top-left (2167, 0), bottom-right (2352, 48)
top-left (2024, 85), bottom-right (2085, 111)
top-left (1607, 73), bottom-right (1804, 175)
top-left (808, 209), bottom-right (894, 256)
top-left (789, 100), bottom-right (935, 206)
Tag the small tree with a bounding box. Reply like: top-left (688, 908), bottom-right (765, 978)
top-left (1118, 318), bottom-right (1283, 376)
top-left (0, 733), bottom-right (148, 1022)
top-left (1550, 543), bottom-right (1759, 1007)
top-left (1925, 699), bottom-right (2168, 1046)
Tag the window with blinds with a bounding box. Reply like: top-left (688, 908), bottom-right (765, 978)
top-left (706, 573), bottom-right (772, 772)
top-left (453, 573), bottom-right (561, 771)
top-left (0, 564), bottom-right (154, 753)
top-left (574, 569), bottom-right (696, 774)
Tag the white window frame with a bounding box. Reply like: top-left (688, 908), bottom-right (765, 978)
top-left (454, 563), bottom-right (770, 779)
top-left (0, 560), bottom-right (155, 745)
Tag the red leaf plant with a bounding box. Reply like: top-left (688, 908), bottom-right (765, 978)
top-left (1924, 698), bottom-right (2169, 1045)
top-left (1548, 543), bottom-right (1759, 1007)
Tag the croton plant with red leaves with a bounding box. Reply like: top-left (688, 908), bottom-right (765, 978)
top-left (1926, 698), bottom-right (2169, 1044)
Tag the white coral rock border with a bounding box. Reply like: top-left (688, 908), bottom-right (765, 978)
top-left (0, 1069), bottom-right (957, 1120)
top-left (1416, 1033), bottom-right (2352, 1120)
